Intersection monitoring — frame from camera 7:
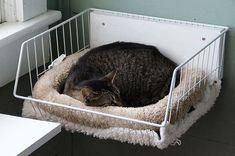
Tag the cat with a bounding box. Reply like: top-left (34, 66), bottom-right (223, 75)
top-left (63, 42), bottom-right (178, 107)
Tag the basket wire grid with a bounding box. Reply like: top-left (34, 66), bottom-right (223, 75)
top-left (14, 8), bottom-right (228, 128)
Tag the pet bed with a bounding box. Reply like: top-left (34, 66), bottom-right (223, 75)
top-left (23, 80), bottom-right (220, 149)
top-left (22, 49), bottom-right (219, 149)
top-left (14, 8), bottom-right (228, 149)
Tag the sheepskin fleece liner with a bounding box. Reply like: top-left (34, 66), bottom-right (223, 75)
top-left (28, 50), bottom-right (206, 128)
top-left (22, 81), bottom-right (220, 149)
top-left (21, 49), bottom-right (219, 148)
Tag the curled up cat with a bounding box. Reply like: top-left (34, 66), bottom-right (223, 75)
top-left (63, 42), bottom-right (178, 107)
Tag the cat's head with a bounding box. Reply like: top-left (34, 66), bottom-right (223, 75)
top-left (64, 71), bottom-right (123, 107)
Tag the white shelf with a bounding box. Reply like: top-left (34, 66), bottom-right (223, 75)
top-left (0, 113), bottom-right (61, 156)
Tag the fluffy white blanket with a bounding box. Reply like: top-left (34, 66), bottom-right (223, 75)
top-left (22, 80), bottom-right (220, 149)
top-left (21, 50), bottom-right (221, 149)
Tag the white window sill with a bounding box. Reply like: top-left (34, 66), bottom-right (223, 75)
top-left (0, 10), bottom-right (61, 47)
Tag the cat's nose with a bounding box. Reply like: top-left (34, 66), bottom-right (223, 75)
top-left (84, 97), bottom-right (90, 103)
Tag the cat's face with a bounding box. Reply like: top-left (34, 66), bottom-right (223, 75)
top-left (64, 71), bottom-right (123, 107)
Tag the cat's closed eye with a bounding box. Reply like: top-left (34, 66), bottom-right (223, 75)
top-left (85, 91), bottom-right (102, 101)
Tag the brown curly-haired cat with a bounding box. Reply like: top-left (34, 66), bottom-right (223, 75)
top-left (63, 42), bottom-right (178, 107)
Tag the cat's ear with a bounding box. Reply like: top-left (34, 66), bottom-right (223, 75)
top-left (101, 70), bottom-right (117, 84)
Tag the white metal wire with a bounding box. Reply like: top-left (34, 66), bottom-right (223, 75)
top-left (62, 25), bottom-right (67, 55)
top-left (13, 8), bottom-right (228, 128)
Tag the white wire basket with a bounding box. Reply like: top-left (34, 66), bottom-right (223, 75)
top-left (14, 8), bottom-right (228, 148)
